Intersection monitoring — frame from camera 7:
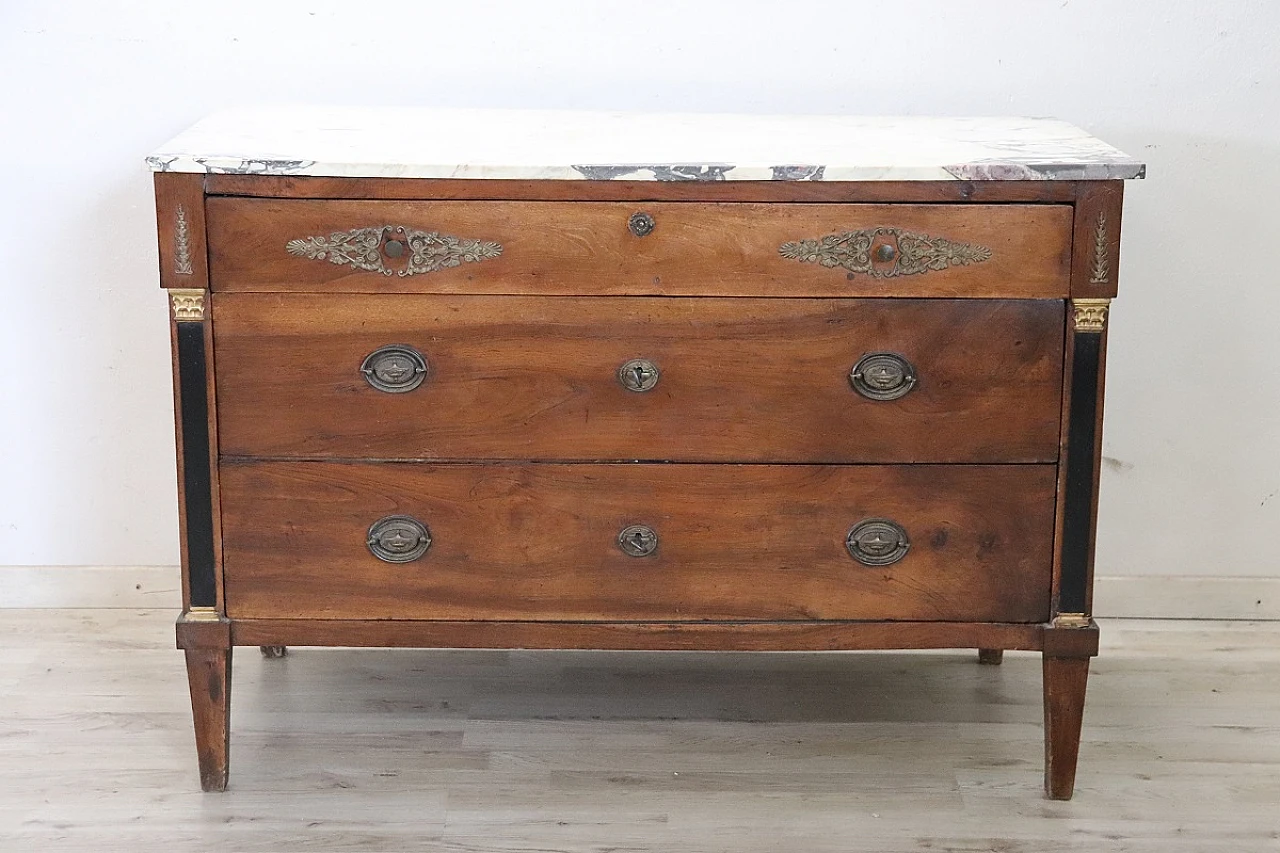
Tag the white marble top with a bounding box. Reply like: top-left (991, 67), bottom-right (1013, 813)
top-left (146, 107), bottom-right (1144, 182)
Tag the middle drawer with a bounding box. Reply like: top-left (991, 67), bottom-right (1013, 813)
top-left (214, 294), bottom-right (1064, 463)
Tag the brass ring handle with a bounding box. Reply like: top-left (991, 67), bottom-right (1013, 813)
top-left (361, 344), bottom-right (429, 393)
top-left (846, 518), bottom-right (910, 566)
top-left (618, 525), bottom-right (658, 557)
top-left (618, 358), bottom-right (660, 392)
top-left (367, 515), bottom-right (432, 563)
top-left (849, 352), bottom-right (916, 401)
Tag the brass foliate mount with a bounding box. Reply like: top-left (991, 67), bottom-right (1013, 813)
top-left (174, 205), bottom-right (194, 276)
top-left (286, 225), bottom-right (502, 277)
top-left (780, 227), bottom-right (992, 279)
top-left (170, 288), bottom-right (206, 322)
top-left (1088, 212), bottom-right (1110, 284)
top-left (1072, 298), bottom-right (1110, 333)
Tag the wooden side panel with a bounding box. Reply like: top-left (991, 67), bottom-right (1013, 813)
top-left (154, 173), bottom-right (208, 289)
top-left (213, 295), bottom-right (1065, 464)
top-left (206, 199), bottom-right (1073, 297)
top-left (1070, 182), bottom-right (1124, 298)
top-left (156, 173), bottom-right (223, 613)
top-left (219, 462), bottom-right (1058, 623)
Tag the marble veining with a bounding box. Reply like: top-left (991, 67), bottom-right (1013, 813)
top-left (146, 107), bottom-right (1145, 182)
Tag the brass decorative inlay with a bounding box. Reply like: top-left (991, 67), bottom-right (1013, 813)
top-left (780, 227), bottom-right (991, 278)
top-left (286, 225), bottom-right (502, 277)
top-left (184, 607), bottom-right (219, 622)
top-left (170, 288), bottom-right (206, 322)
top-left (1072, 298), bottom-right (1110, 333)
top-left (1053, 613), bottom-right (1092, 628)
top-left (1088, 212), bottom-right (1109, 284)
top-left (174, 205), bottom-right (194, 275)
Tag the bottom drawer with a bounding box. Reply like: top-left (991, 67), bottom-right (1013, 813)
top-left (220, 463), bottom-right (1056, 622)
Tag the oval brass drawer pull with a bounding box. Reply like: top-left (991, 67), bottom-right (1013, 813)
top-left (367, 515), bottom-right (432, 563)
top-left (850, 352), bottom-right (916, 401)
top-left (618, 524), bottom-right (658, 557)
top-left (846, 518), bottom-right (910, 566)
top-left (618, 358), bottom-right (660, 392)
top-left (361, 344), bottom-right (428, 393)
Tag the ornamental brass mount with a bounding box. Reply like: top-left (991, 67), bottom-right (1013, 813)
top-left (174, 205), bottom-right (194, 276)
top-left (850, 352), bottom-right (916, 401)
top-left (628, 212), bottom-right (656, 237)
top-left (361, 344), bottom-right (429, 393)
top-left (846, 519), bottom-right (910, 566)
top-left (1072, 298), bottom-right (1110, 333)
top-left (618, 358), bottom-right (660, 392)
top-left (367, 516), bottom-right (432, 563)
top-left (618, 525), bottom-right (658, 557)
top-left (1088, 213), bottom-right (1110, 284)
top-left (779, 227), bottom-right (991, 279)
top-left (286, 225), bottom-right (502, 277)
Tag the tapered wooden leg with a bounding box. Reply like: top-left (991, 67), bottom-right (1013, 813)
top-left (1043, 655), bottom-right (1090, 800)
top-left (184, 646), bottom-right (232, 792)
top-left (977, 648), bottom-right (1004, 665)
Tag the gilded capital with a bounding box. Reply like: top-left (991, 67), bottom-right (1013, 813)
top-left (1072, 298), bottom-right (1109, 333)
top-left (170, 288), bottom-right (206, 322)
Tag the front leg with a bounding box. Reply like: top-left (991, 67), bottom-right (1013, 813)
top-left (178, 614), bottom-right (232, 792)
top-left (1042, 654), bottom-right (1089, 799)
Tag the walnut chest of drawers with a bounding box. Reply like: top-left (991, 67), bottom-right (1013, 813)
top-left (148, 109), bottom-right (1144, 798)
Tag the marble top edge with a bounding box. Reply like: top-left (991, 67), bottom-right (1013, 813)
top-left (146, 107), bottom-right (1145, 181)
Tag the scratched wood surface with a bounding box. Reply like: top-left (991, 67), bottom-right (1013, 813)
top-left (205, 199), bottom-right (1072, 297)
top-left (213, 295), bottom-right (1065, 463)
top-left (2, 611), bottom-right (1278, 852)
top-left (218, 462), bottom-right (1057, 622)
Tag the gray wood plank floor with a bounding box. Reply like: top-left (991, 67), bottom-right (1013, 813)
top-left (1, 610), bottom-right (1278, 851)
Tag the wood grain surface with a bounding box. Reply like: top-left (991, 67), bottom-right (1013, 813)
top-left (218, 462), bottom-right (1057, 622)
top-left (213, 295), bottom-right (1064, 463)
top-left (206, 199), bottom-right (1072, 297)
top-left (229, 618), bottom-right (1046, 652)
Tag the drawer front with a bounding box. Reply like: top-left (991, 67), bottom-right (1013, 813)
top-left (220, 462), bottom-right (1056, 622)
top-left (214, 295), bottom-right (1064, 463)
top-left (207, 199), bottom-right (1072, 298)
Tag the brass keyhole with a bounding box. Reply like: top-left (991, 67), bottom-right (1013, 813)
top-left (618, 525), bottom-right (658, 557)
top-left (618, 358), bottom-right (660, 392)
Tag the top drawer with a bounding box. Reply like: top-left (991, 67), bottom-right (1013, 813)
top-left (206, 199), bottom-right (1072, 298)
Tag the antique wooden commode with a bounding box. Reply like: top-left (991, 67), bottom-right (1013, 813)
top-left (148, 108), bottom-right (1143, 798)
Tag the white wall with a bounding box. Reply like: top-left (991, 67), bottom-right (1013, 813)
top-left (0, 0), bottom-right (1277, 577)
